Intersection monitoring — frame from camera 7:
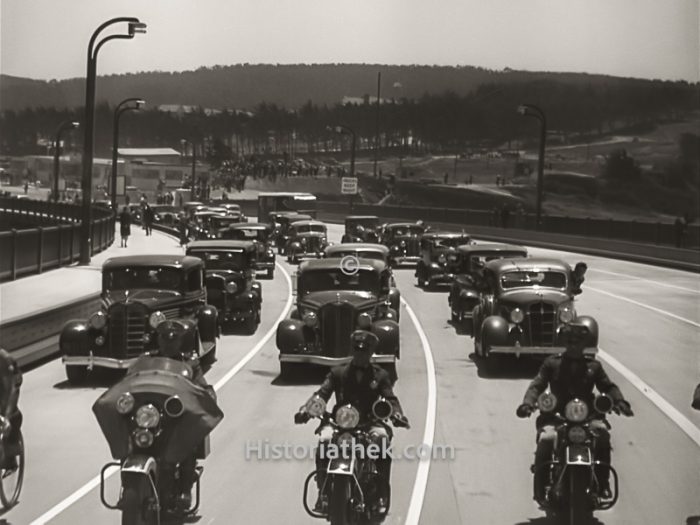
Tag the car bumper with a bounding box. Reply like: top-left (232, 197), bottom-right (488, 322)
top-left (255, 262), bottom-right (275, 270)
top-left (279, 353), bottom-right (396, 366)
top-left (488, 346), bottom-right (598, 357)
top-left (427, 273), bottom-right (455, 285)
top-left (393, 256), bottom-right (420, 265)
top-left (62, 354), bottom-right (138, 370)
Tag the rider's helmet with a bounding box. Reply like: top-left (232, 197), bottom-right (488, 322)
top-left (156, 319), bottom-right (195, 359)
top-left (560, 321), bottom-right (590, 348)
top-left (350, 330), bottom-right (379, 354)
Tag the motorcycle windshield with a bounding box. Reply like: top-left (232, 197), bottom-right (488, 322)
top-left (92, 357), bottom-right (223, 463)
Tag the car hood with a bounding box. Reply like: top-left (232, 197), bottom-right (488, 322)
top-left (293, 232), bottom-right (326, 238)
top-left (103, 289), bottom-right (184, 309)
top-left (300, 290), bottom-right (377, 309)
top-left (205, 269), bottom-right (246, 279)
top-left (498, 289), bottom-right (571, 305)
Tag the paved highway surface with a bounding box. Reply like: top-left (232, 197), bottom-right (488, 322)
top-left (4, 223), bottom-right (699, 524)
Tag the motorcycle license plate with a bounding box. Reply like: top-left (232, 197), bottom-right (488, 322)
top-left (566, 445), bottom-right (592, 465)
top-left (327, 456), bottom-right (355, 475)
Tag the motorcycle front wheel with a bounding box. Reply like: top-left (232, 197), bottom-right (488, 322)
top-left (329, 476), bottom-right (353, 525)
top-left (0, 430), bottom-right (25, 509)
top-left (568, 467), bottom-right (593, 525)
top-left (121, 474), bottom-right (156, 525)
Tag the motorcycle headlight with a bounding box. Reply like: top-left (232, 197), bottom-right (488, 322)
top-left (304, 394), bottom-right (327, 418)
top-left (336, 405), bottom-right (361, 429)
top-left (537, 392), bottom-right (557, 413)
top-left (357, 312), bottom-right (372, 329)
top-left (225, 282), bottom-right (238, 294)
top-left (336, 432), bottom-right (355, 450)
top-left (133, 429), bottom-right (154, 448)
top-left (149, 311), bottom-right (167, 329)
top-left (564, 399), bottom-right (589, 423)
top-left (135, 404), bottom-right (161, 429)
top-left (89, 311), bottom-right (107, 330)
top-left (510, 307), bottom-right (525, 324)
top-left (303, 311), bottom-right (318, 327)
top-left (559, 306), bottom-right (575, 323)
top-left (116, 392), bottom-right (135, 414)
top-left (568, 426), bottom-right (587, 444)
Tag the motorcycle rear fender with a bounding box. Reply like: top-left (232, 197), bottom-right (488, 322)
top-left (327, 455), bottom-right (355, 475)
top-left (566, 445), bottom-right (592, 466)
top-left (121, 455), bottom-right (157, 477)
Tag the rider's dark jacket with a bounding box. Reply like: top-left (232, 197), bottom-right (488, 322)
top-left (316, 364), bottom-right (404, 424)
top-left (0, 349), bottom-right (22, 418)
top-left (522, 354), bottom-right (624, 417)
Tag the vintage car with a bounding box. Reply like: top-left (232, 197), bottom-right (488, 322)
top-left (341, 215), bottom-right (381, 243)
top-left (414, 231), bottom-right (472, 289)
top-left (285, 220), bottom-right (328, 264)
top-left (382, 222), bottom-right (426, 266)
top-left (205, 214), bottom-right (246, 238)
top-left (276, 258), bottom-right (400, 379)
top-left (150, 204), bottom-right (178, 227)
top-left (471, 257), bottom-right (595, 363)
top-left (220, 203), bottom-right (248, 222)
top-left (448, 243), bottom-right (528, 329)
top-left (182, 201), bottom-right (206, 219)
top-left (189, 211), bottom-right (221, 240)
top-left (324, 243), bottom-right (399, 316)
top-left (272, 213), bottom-right (314, 254)
top-left (186, 240), bottom-right (262, 334)
top-left (60, 255), bottom-right (219, 384)
top-left (224, 222), bottom-right (276, 279)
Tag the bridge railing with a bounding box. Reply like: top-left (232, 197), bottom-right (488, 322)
top-left (0, 197), bottom-right (115, 281)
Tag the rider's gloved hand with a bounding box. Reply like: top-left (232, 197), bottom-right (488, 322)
top-left (516, 404), bottom-right (534, 418)
top-left (391, 414), bottom-right (410, 429)
top-left (294, 410), bottom-right (310, 424)
top-left (615, 400), bottom-right (634, 417)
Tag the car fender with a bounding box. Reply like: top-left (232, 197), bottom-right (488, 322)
top-left (197, 305), bottom-right (219, 341)
top-left (276, 319), bottom-right (305, 352)
top-left (481, 315), bottom-right (509, 349)
top-left (59, 320), bottom-right (91, 356)
top-left (387, 288), bottom-right (401, 312)
top-left (251, 281), bottom-right (262, 303)
top-left (372, 320), bottom-right (400, 358)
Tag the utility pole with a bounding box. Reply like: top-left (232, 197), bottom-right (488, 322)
top-left (373, 71), bottom-right (381, 177)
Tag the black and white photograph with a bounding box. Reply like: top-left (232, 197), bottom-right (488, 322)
top-left (0, 0), bottom-right (698, 523)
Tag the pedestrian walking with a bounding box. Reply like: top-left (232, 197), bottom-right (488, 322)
top-left (143, 204), bottom-right (154, 236)
top-left (119, 206), bottom-right (131, 247)
top-left (674, 216), bottom-right (687, 248)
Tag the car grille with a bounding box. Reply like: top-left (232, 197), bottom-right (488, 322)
top-left (405, 238), bottom-right (420, 256)
top-left (527, 302), bottom-right (556, 346)
top-left (107, 303), bottom-right (149, 357)
top-left (320, 302), bottom-right (355, 356)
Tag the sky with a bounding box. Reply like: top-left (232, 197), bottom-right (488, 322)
top-left (1, 0), bottom-right (698, 82)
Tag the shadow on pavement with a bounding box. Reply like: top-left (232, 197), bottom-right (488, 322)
top-left (447, 319), bottom-right (472, 336)
top-left (271, 365), bottom-right (327, 386)
top-left (53, 368), bottom-right (125, 390)
top-left (470, 352), bottom-right (542, 380)
top-left (514, 515), bottom-right (605, 525)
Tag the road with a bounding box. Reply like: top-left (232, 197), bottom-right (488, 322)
top-left (3, 223), bottom-right (699, 525)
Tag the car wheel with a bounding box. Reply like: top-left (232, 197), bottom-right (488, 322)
top-left (266, 268), bottom-right (275, 279)
top-left (201, 344), bottom-right (217, 366)
top-left (244, 315), bottom-right (257, 335)
top-left (451, 310), bottom-right (460, 324)
top-left (65, 365), bottom-right (88, 384)
top-left (463, 317), bottom-right (474, 335)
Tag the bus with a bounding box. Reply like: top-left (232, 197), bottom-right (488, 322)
top-left (257, 192), bottom-right (317, 222)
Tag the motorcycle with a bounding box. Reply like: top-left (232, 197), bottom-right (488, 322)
top-left (93, 356), bottom-right (223, 525)
top-left (533, 391), bottom-right (619, 525)
top-left (302, 395), bottom-right (396, 525)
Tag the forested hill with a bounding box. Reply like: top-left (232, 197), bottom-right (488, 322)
top-left (0, 64), bottom-right (687, 111)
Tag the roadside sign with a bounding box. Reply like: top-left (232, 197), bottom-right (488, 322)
top-left (341, 177), bottom-right (358, 195)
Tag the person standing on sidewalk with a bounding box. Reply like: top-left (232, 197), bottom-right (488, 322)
top-left (142, 204), bottom-right (154, 236)
top-left (119, 206), bottom-right (131, 247)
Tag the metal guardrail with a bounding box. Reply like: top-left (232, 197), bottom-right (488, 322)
top-left (0, 197), bottom-right (115, 281)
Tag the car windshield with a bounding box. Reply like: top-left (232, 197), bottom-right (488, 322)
top-left (105, 267), bottom-right (183, 291)
top-left (230, 229), bottom-right (267, 241)
top-left (299, 269), bottom-right (379, 294)
top-left (500, 270), bottom-right (567, 290)
top-left (332, 251), bottom-right (385, 262)
top-left (189, 250), bottom-right (248, 270)
top-left (348, 218), bottom-right (378, 229)
top-left (390, 226), bottom-right (424, 236)
top-left (434, 237), bottom-right (468, 248)
top-left (294, 224), bottom-right (325, 234)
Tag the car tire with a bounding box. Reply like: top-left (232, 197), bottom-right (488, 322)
top-left (244, 315), bottom-right (257, 335)
top-left (463, 317), bottom-right (474, 335)
top-left (65, 365), bottom-right (88, 385)
top-left (201, 344), bottom-right (217, 366)
top-left (266, 268), bottom-right (275, 279)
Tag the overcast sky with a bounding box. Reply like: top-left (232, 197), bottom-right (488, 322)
top-left (1, 0), bottom-right (698, 82)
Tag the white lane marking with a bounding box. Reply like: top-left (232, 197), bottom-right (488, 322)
top-left (598, 347), bottom-right (700, 448)
top-left (589, 268), bottom-right (700, 294)
top-left (402, 298), bottom-right (437, 525)
top-left (585, 285), bottom-right (700, 328)
top-left (29, 263), bottom-right (293, 525)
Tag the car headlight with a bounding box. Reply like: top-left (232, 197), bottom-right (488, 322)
top-left (357, 312), bottom-right (372, 329)
top-left (537, 392), bottom-right (557, 413)
top-left (135, 404), bottom-right (161, 429)
top-left (438, 254), bottom-right (447, 264)
top-left (400, 240), bottom-right (406, 248)
top-left (510, 308), bottom-right (525, 324)
top-left (568, 426), bottom-right (587, 444)
top-left (559, 306), bottom-right (575, 323)
top-left (226, 282), bottom-right (238, 294)
top-left (133, 429), bottom-right (154, 448)
top-left (336, 405), bottom-right (361, 429)
top-left (95, 335), bottom-right (105, 346)
top-left (116, 392), bottom-right (135, 414)
top-left (564, 399), bottom-right (589, 422)
top-left (149, 311), bottom-right (167, 329)
top-left (303, 311), bottom-right (318, 327)
top-left (89, 311), bottom-right (107, 330)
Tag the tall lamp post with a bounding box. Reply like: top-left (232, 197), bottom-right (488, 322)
top-left (181, 139), bottom-right (197, 201)
top-left (53, 120), bottom-right (79, 202)
top-left (517, 104), bottom-right (547, 230)
top-left (330, 124), bottom-right (357, 211)
top-left (111, 98), bottom-right (145, 210)
top-left (80, 17), bottom-right (146, 264)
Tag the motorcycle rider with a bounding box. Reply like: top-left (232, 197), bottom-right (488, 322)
top-left (153, 320), bottom-right (215, 510)
top-left (294, 330), bottom-right (410, 515)
top-left (516, 322), bottom-right (633, 504)
top-left (0, 348), bottom-right (23, 470)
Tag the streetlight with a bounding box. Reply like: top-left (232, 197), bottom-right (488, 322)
top-left (181, 139), bottom-right (197, 201)
top-left (111, 98), bottom-right (145, 210)
top-left (329, 125), bottom-right (357, 211)
top-left (80, 17), bottom-right (146, 264)
top-left (53, 120), bottom-right (79, 202)
top-left (517, 103), bottom-right (546, 230)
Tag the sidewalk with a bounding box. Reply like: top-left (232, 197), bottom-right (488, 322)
top-left (0, 226), bottom-right (183, 324)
